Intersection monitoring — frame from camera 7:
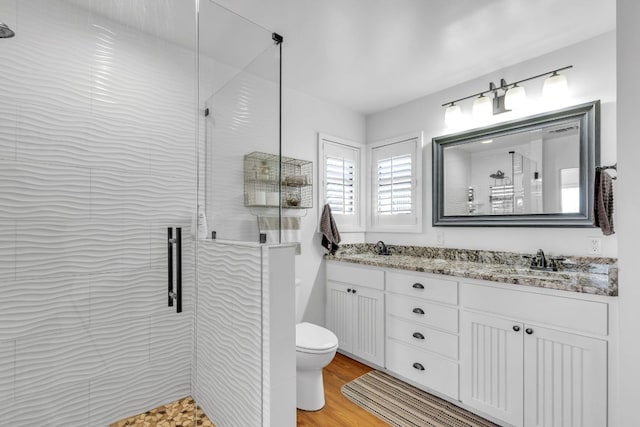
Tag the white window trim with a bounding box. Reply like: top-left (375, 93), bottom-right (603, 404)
top-left (367, 132), bottom-right (423, 233)
top-left (318, 133), bottom-right (365, 232)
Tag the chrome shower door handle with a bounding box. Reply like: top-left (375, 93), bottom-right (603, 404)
top-left (167, 227), bottom-right (182, 313)
top-left (168, 227), bottom-right (173, 307)
top-left (175, 227), bottom-right (182, 313)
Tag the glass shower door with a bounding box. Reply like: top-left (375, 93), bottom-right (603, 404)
top-left (0, 0), bottom-right (199, 425)
top-left (195, 1), bottom-right (283, 426)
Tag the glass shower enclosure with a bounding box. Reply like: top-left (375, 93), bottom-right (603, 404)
top-left (0, 0), bottom-right (285, 425)
top-left (195, 1), bottom-right (287, 426)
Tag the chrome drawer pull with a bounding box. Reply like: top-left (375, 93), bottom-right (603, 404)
top-left (412, 283), bottom-right (424, 289)
top-left (412, 308), bottom-right (425, 315)
top-left (412, 362), bottom-right (425, 371)
top-left (412, 332), bottom-right (425, 340)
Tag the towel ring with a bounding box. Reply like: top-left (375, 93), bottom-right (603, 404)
top-left (597, 163), bottom-right (617, 180)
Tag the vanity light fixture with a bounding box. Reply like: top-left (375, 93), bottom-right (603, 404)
top-left (444, 102), bottom-right (462, 127)
top-left (442, 65), bottom-right (572, 125)
top-left (504, 84), bottom-right (526, 111)
top-left (472, 93), bottom-right (492, 118)
top-left (542, 70), bottom-right (569, 101)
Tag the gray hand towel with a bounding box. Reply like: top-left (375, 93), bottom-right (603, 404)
top-left (593, 168), bottom-right (615, 235)
top-left (320, 204), bottom-right (341, 254)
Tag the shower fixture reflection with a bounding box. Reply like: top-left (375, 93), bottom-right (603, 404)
top-left (489, 170), bottom-right (506, 180)
top-left (0, 21), bottom-right (15, 38)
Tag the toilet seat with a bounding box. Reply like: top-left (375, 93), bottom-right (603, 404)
top-left (296, 322), bottom-right (338, 354)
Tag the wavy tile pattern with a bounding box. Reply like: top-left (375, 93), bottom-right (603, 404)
top-left (196, 242), bottom-right (263, 427)
top-left (0, 221), bottom-right (16, 280)
top-left (261, 248), bottom-right (271, 425)
top-left (89, 362), bottom-right (192, 426)
top-left (0, 339), bottom-right (15, 404)
top-left (0, 275), bottom-right (90, 341)
top-left (0, 380), bottom-right (91, 427)
top-left (0, 0), bottom-right (197, 425)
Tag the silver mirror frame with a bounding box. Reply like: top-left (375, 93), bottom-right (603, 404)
top-left (432, 100), bottom-right (600, 227)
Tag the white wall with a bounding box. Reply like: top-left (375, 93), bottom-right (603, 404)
top-left (0, 1), bottom-right (197, 425)
top-left (366, 31), bottom-right (617, 257)
top-left (615, 1), bottom-right (640, 425)
top-left (282, 87), bottom-right (366, 325)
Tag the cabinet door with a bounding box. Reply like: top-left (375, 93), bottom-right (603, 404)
top-left (461, 311), bottom-right (524, 427)
top-left (523, 326), bottom-right (607, 427)
top-left (326, 281), bottom-right (353, 353)
top-left (352, 286), bottom-right (385, 366)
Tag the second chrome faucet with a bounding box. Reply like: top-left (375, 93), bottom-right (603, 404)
top-left (526, 249), bottom-right (565, 271)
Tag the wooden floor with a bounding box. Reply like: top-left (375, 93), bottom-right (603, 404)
top-left (296, 353), bottom-right (389, 427)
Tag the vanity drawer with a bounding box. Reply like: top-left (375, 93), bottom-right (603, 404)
top-left (387, 316), bottom-right (458, 360)
top-left (386, 270), bottom-right (458, 304)
top-left (386, 339), bottom-right (459, 400)
top-left (461, 283), bottom-right (609, 336)
top-left (387, 293), bottom-right (459, 333)
top-left (326, 262), bottom-right (384, 290)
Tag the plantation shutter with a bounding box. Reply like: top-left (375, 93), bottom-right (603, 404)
top-left (376, 153), bottom-right (413, 215)
top-left (369, 135), bottom-right (422, 231)
top-left (326, 156), bottom-right (355, 215)
top-left (319, 134), bottom-right (364, 231)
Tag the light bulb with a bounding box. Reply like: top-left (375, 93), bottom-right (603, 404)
top-left (505, 84), bottom-right (527, 111)
top-left (543, 72), bottom-right (569, 102)
top-left (472, 94), bottom-right (492, 119)
top-left (444, 103), bottom-right (462, 128)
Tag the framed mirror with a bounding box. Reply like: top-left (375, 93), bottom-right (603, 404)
top-left (432, 100), bottom-right (600, 226)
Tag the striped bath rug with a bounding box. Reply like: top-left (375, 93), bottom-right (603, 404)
top-left (341, 370), bottom-right (497, 427)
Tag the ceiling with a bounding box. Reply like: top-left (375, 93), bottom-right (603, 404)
top-left (212, 0), bottom-right (616, 115)
top-left (64, 0), bottom-right (616, 116)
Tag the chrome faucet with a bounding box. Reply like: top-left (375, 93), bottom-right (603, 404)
top-left (375, 241), bottom-right (391, 256)
top-left (526, 249), bottom-right (565, 271)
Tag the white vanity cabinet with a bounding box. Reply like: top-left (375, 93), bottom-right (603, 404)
top-left (326, 259), bottom-right (613, 427)
top-left (326, 262), bottom-right (385, 366)
top-left (385, 270), bottom-right (460, 400)
top-left (460, 282), bottom-right (609, 427)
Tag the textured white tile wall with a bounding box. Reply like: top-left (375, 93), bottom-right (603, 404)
top-left (1, 380), bottom-right (92, 427)
top-left (0, 339), bottom-right (15, 404)
top-left (196, 242), bottom-right (296, 427)
top-left (196, 242), bottom-right (263, 427)
top-left (0, 275), bottom-right (90, 341)
top-left (0, 0), bottom-right (197, 425)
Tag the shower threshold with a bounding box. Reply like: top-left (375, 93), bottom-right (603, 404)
top-left (110, 396), bottom-right (214, 427)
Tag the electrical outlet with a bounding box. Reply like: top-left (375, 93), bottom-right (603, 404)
top-left (588, 237), bottom-right (602, 255)
top-left (436, 231), bottom-right (445, 246)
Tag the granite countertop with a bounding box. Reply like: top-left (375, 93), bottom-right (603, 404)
top-left (327, 244), bottom-right (618, 296)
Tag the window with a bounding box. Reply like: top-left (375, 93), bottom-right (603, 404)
top-left (369, 133), bottom-right (422, 232)
top-left (376, 153), bottom-right (413, 215)
top-left (319, 134), bottom-right (364, 231)
top-left (560, 167), bottom-right (580, 213)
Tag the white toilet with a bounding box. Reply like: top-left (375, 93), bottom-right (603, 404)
top-left (295, 279), bottom-right (339, 411)
top-left (296, 322), bottom-right (338, 410)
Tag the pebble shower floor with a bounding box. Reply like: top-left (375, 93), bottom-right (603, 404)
top-left (110, 397), bottom-right (214, 427)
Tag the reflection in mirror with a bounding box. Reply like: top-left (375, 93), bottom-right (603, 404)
top-left (443, 119), bottom-right (579, 216)
top-left (433, 101), bottom-right (600, 227)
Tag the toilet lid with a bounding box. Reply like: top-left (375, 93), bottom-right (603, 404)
top-left (296, 322), bottom-right (338, 352)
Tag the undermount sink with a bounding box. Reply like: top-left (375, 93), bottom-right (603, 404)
top-left (490, 266), bottom-right (573, 281)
